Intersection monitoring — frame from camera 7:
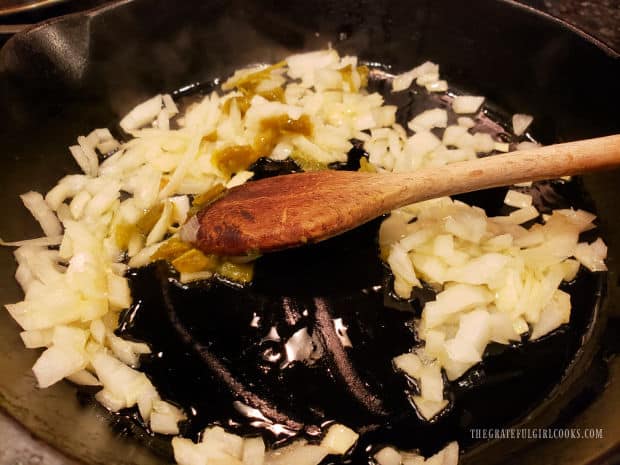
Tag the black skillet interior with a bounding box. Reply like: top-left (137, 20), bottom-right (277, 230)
top-left (0, 1), bottom-right (618, 465)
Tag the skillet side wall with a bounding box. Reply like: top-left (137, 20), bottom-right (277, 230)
top-left (0, 1), bottom-right (617, 464)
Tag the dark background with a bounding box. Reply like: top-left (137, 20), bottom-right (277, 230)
top-left (0, 0), bottom-right (617, 51)
top-left (0, 1), bottom-right (617, 464)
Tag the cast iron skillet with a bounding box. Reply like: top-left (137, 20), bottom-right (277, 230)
top-left (0, 1), bottom-right (618, 464)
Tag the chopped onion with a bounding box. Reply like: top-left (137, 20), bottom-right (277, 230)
top-left (227, 171), bottom-right (255, 188)
top-left (512, 113), bottom-right (533, 136)
top-left (408, 109), bottom-right (448, 132)
top-left (504, 190), bottom-right (533, 208)
top-left (412, 396), bottom-right (449, 420)
top-left (452, 96), bottom-right (484, 114)
top-left (66, 369), bottom-right (101, 386)
top-left (574, 238), bottom-right (607, 272)
top-left (374, 447), bottom-right (402, 465)
top-left (120, 94), bottom-right (163, 132)
top-left (457, 117), bottom-right (475, 128)
top-left (425, 80), bottom-right (448, 92)
top-left (392, 61), bottom-right (439, 92)
top-left (320, 424), bottom-right (359, 455)
top-left (20, 191), bottom-right (63, 237)
top-left (393, 352), bottom-right (423, 378)
top-left (150, 400), bottom-right (186, 435)
top-left (494, 141), bottom-right (510, 152)
top-left (163, 94), bottom-right (179, 117)
top-left (20, 328), bottom-right (53, 349)
top-left (492, 205), bottom-right (539, 224)
top-left (77, 135), bottom-right (100, 176)
top-left (32, 345), bottom-right (87, 388)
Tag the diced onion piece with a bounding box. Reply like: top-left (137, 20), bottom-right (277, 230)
top-left (320, 424), bottom-right (359, 455)
top-left (32, 345), bottom-right (87, 388)
top-left (574, 238), bottom-right (607, 272)
top-left (387, 243), bottom-right (421, 298)
top-left (492, 205), bottom-right (539, 225)
top-left (170, 195), bottom-right (191, 225)
top-left (472, 132), bottom-right (494, 153)
top-left (156, 109), bottom-right (170, 131)
top-left (512, 113), bottom-right (534, 136)
top-left (425, 80), bottom-right (448, 92)
top-left (419, 362), bottom-right (445, 402)
top-left (107, 271), bottom-right (132, 311)
top-left (504, 190), bottom-right (533, 208)
top-left (69, 190), bottom-right (92, 219)
top-left (448, 253), bottom-right (509, 285)
top-left (20, 329), bottom-right (53, 348)
top-left (561, 258), bottom-right (580, 281)
top-left (120, 94), bottom-right (163, 132)
top-left (163, 94), bottom-right (179, 117)
top-left (45, 175), bottom-right (88, 209)
top-left (452, 96), bottom-right (484, 114)
top-left (555, 209), bottom-right (596, 232)
top-left (393, 352), bottom-right (423, 378)
top-left (412, 396), bottom-right (449, 420)
top-left (77, 135), bottom-right (100, 176)
top-left (66, 369), bottom-right (101, 386)
top-left (416, 72), bottom-right (439, 86)
top-left (457, 117), bottom-right (475, 128)
top-left (530, 289), bottom-right (571, 339)
top-left (202, 426), bottom-right (245, 459)
top-left (150, 400), bottom-right (186, 435)
top-left (146, 202), bottom-right (174, 246)
top-left (6, 290), bottom-right (84, 331)
top-left (442, 125), bottom-right (468, 147)
top-left (227, 171), bottom-right (255, 188)
top-left (107, 330), bottom-right (150, 367)
top-left (489, 312), bottom-right (521, 344)
top-left (401, 452), bottom-right (425, 465)
top-left (20, 191), bottom-right (63, 237)
top-left (52, 325), bottom-right (89, 349)
top-left (91, 350), bottom-right (152, 408)
top-left (69, 145), bottom-right (94, 177)
top-left (374, 447), bottom-right (402, 465)
top-left (391, 61), bottom-right (439, 92)
top-left (95, 389), bottom-right (126, 412)
top-left (446, 309), bottom-right (491, 363)
top-left (172, 438), bottom-right (210, 465)
top-left (424, 284), bottom-right (493, 328)
top-left (179, 271), bottom-right (214, 283)
top-left (408, 109), bottom-right (448, 132)
top-left (494, 142), bottom-right (510, 152)
top-left (90, 319), bottom-right (106, 344)
top-left (97, 139), bottom-right (121, 154)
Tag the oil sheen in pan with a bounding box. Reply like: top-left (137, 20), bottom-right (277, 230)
top-left (88, 70), bottom-right (606, 464)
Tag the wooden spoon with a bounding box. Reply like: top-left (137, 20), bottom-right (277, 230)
top-left (181, 135), bottom-right (620, 256)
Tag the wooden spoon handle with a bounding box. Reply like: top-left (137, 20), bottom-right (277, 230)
top-left (389, 134), bottom-right (620, 206)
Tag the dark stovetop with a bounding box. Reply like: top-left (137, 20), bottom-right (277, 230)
top-left (541, 0), bottom-right (620, 51)
top-left (0, 0), bottom-right (618, 51)
top-left (0, 1), bottom-right (617, 465)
